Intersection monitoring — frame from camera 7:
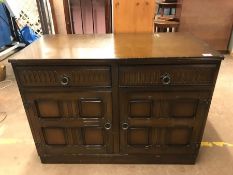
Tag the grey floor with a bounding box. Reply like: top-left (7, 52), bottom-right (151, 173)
top-left (0, 55), bottom-right (233, 175)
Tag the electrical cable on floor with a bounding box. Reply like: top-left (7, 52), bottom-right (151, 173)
top-left (0, 112), bottom-right (7, 123)
top-left (0, 79), bottom-right (13, 90)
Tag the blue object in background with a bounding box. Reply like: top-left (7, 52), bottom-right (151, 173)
top-left (20, 25), bottom-right (39, 45)
top-left (0, 3), bottom-right (12, 48)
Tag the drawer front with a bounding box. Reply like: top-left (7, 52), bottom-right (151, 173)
top-left (16, 66), bottom-right (111, 87)
top-left (119, 64), bottom-right (217, 86)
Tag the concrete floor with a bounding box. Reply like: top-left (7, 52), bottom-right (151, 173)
top-left (0, 55), bottom-right (233, 175)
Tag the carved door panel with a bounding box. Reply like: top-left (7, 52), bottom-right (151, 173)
top-left (119, 90), bottom-right (210, 154)
top-left (25, 91), bottom-right (113, 155)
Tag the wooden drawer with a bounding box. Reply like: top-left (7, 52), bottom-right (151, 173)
top-left (119, 64), bottom-right (218, 87)
top-left (16, 66), bottom-right (111, 87)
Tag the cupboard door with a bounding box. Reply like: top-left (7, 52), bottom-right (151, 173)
top-left (114, 0), bottom-right (155, 33)
top-left (24, 91), bottom-right (113, 155)
top-left (119, 90), bottom-right (211, 154)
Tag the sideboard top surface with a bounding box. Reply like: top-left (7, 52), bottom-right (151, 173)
top-left (9, 33), bottom-right (223, 62)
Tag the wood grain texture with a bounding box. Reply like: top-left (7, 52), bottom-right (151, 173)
top-left (8, 33), bottom-right (223, 62)
top-left (114, 0), bottom-right (155, 33)
top-left (179, 0), bottom-right (233, 51)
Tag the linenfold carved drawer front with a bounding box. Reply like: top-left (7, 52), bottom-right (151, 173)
top-left (119, 64), bottom-right (217, 86)
top-left (16, 66), bottom-right (111, 87)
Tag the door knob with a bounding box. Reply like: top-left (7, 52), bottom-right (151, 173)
top-left (104, 122), bottom-right (112, 130)
top-left (122, 123), bottom-right (129, 130)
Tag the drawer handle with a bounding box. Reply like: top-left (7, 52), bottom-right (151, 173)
top-left (104, 122), bottom-right (112, 130)
top-left (122, 123), bottom-right (129, 130)
top-left (161, 73), bottom-right (171, 85)
top-left (60, 75), bottom-right (69, 86)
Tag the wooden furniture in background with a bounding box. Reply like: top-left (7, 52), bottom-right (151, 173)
top-left (63, 0), bottom-right (112, 34)
top-left (114, 0), bottom-right (155, 33)
top-left (49, 0), bottom-right (67, 34)
top-left (154, 0), bottom-right (182, 33)
top-left (179, 0), bottom-right (233, 51)
top-left (48, 0), bottom-right (58, 34)
top-left (9, 33), bottom-right (223, 164)
top-left (154, 20), bottom-right (179, 32)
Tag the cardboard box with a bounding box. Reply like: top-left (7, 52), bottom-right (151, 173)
top-left (0, 64), bottom-right (6, 82)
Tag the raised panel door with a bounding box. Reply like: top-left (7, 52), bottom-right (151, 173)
top-left (24, 91), bottom-right (113, 155)
top-left (119, 90), bottom-right (211, 154)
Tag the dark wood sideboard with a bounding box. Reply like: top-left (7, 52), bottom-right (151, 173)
top-left (9, 33), bottom-right (224, 164)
